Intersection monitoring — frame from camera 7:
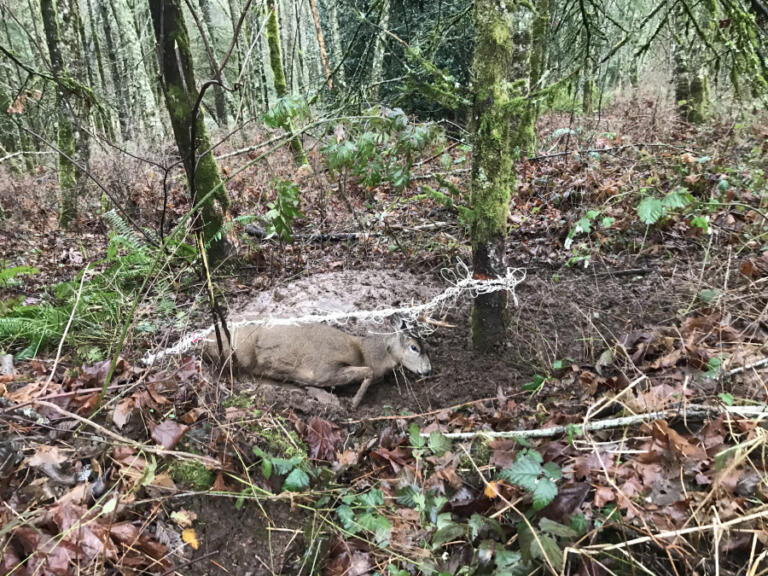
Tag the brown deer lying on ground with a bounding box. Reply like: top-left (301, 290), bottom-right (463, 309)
top-left (203, 320), bottom-right (431, 408)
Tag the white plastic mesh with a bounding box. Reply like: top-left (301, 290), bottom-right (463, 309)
top-left (142, 259), bottom-right (525, 365)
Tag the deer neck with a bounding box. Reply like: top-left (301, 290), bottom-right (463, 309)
top-left (360, 333), bottom-right (399, 380)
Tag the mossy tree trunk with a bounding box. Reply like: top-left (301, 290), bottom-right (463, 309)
top-left (61, 0), bottom-right (91, 181)
top-left (40, 0), bottom-right (79, 227)
top-left (149, 0), bottom-right (231, 260)
top-left (198, 0), bottom-right (230, 126)
top-left (99, 0), bottom-right (131, 139)
top-left (328, 0), bottom-right (346, 87)
top-left (266, 2), bottom-right (308, 165)
top-left (111, 0), bottom-right (161, 137)
top-left (673, 44), bottom-right (707, 123)
top-left (470, 0), bottom-right (531, 351)
top-left (0, 87), bottom-right (22, 174)
top-left (86, 0), bottom-right (115, 139)
top-left (369, 0), bottom-right (390, 101)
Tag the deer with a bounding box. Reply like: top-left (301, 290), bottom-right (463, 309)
top-left (202, 319), bottom-right (432, 408)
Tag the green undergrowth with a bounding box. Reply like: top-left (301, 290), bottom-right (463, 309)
top-left (0, 211), bottom-right (198, 362)
top-left (241, 421), bottom-right (591, 575)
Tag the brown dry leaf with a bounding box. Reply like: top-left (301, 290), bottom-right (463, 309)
top-left (650, 420), bottom-right (707, 459)
top-left (540, 482), bottom-right (590, 522)
top-left (171, 509), bottom-right (198, 528)
top-left (182, 528), bottom-right (199, 550)
top-left (6, 381), bottom-right (48, 403)
top-left (79, 358), bottom-right (126, 388)
top-left (324, 539), bottom-right (372, 576)
top-left (150, 419), bottom-right (189, 449)
top-left (488, 439), bottom-right (517, 469)
top-left (181, 407), bottom-right (206, 424)
top-left (335, 450), bottom-right (359, 467)
top-left (305, 416), bottom-right (343, 461)
top-left (28, 445), bottom-right (68, 468)
top-left (14, 527), bottom-right (76, 576)
top-left (593, 486), bottom-right (615, 507)
top-left (681, 152), bottom-right (697, 164)
top-left (112, 397), bottom-right (136, 429)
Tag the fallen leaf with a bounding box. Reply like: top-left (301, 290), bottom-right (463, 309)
top-left (170, 509), bottom-right (198, 528)
top-left (150, 419), bottom-right (189, 450)
top-left (182, 528), bottom-right (199, 550)
top-left (305, 416), bottom-right (343, 461)
top-left (484, 481), bottom-right (500, 499)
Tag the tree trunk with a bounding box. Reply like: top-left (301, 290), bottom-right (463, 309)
top-left (61, 0), bottom-right (92, 173)
top-left (40, 0), bottom-right (79, 227)
top-left (525, 0), bottom-right (548, 156)
top-left (307, 0), bottom-right (331, 89)
top-left (470, 0), bottom-right (531, 351)
top-left (110, 0), bottom-right (160, 137)
top-left (369, 0), bottom-right (390, 101)
top-left (0, 87), bottom-right (22, 174)
top-left (99, 0), bottom-right (131, 139)
top-left (149, 0), bottom-right (231, 260)
top-left (86, 0), bottom-right (115, 139)
top-left (198, 0), bottom-right (230, 126)
top-left (266, 2), bottom-right (308, 165)
top-left (328, 0), bottom-right (345, 87)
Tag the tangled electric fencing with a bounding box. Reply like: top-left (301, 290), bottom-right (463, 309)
top-left (143, 260), bottom-right (525, 365)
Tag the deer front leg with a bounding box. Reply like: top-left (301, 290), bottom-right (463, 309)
top-left (351, 377), bottom-right (374, 409)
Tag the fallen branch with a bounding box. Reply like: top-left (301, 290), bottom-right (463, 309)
top-left (726, 356), bottom-right (768, 378)
top-left (423, 403), bottom-right (768, 440)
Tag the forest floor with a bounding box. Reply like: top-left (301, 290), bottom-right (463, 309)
top-left (1, 97), bottom-right (768, 575)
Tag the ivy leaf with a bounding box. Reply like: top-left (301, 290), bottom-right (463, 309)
top-left (272, 455), bottom-right (303, 476)
top-left (533, 534), bottom-right (563, 571)
top-left (396, 484), bottom-right (419, 507)
top-left (503, 454), bottom-right (541, 492)
top-left (663, 188), bottom-right (694, 209)
top-left (569, 513), bottom-right (588, 535)
top-left (430, 522), bottom-right (466, 549)
top-left (541, 462), bottom-right (562, 480)
top-left (539, 517), bottom-right (578, 539)
top-left (336, 505), bottom-right (358, 534)
top-left (532, 478), bottom-right (558, 510)
top-left (357, 512), bottom-right (392, 546)
top-left (428, 431), bottom-right (451, 456)
top-left (637, 196), bottom-right (664, 225)
top-left (409, 423), bottom-right (426, 449)
top-left (282, 468), bottom-right (309, 492)
top-left (358, 489), bottom-right (385, 508)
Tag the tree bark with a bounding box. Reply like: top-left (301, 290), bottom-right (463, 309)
top-left (40, 0), bottom-right (79, 227)
top-left (99, 0), bottom-right (131, 139)
top-left (109, 0), bottom-right (160, 136)
top-left (198, 0), bottom-right (230, 126)
top-left (369, 0), bottom-right (390, 101)
top-left (328, 0), bottom-right (345, 87)
top-left (266, 2), bottom-right (308, 165)
top-left (470, 0), bottom-right (531, 351)
top-left (308, 0), bottom-right (332, 89)
top-left (149, 0), bottom-right (231, 260)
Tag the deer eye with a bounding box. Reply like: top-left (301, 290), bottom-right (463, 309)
top-left (410, 344), bottom-right (420, 353)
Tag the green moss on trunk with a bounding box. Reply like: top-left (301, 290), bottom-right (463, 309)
top-left (266, 3), bottom-right (308, 166)
top-left (41, 0), bottom-right (79, 228)
top-left (470, 0), bottom-right (531, 351)
top-left (149, 0), bottom-right (230, 260)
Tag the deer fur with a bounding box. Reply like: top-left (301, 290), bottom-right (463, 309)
top-left (202, 321), bottom-right (431, 408)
